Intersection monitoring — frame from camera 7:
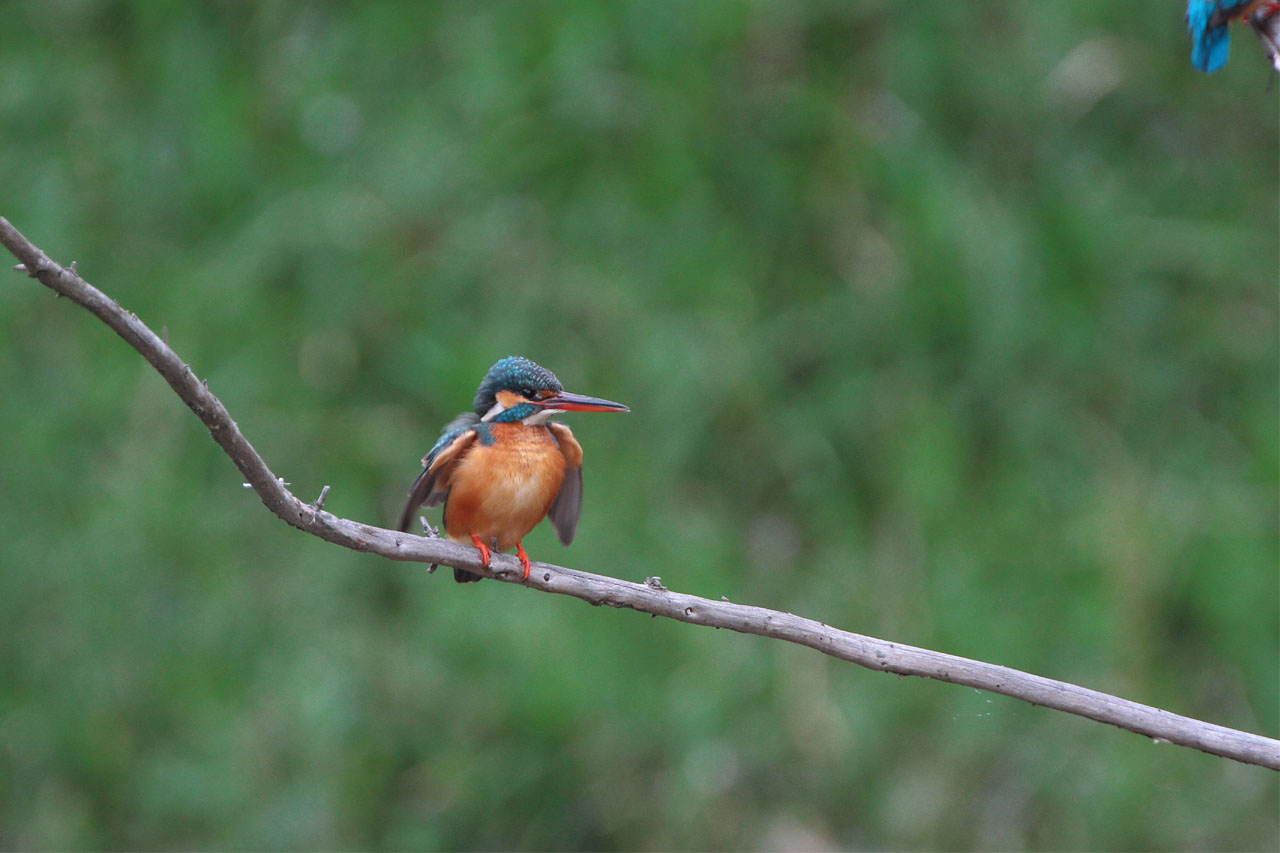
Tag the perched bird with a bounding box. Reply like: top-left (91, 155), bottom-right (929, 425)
top-left (1187, 0), bottom-right (1280, 73)
top-left (397, 356), bottom-right (628, 583)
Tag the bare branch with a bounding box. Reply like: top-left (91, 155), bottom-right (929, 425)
top-left (3, 216), bottom-right (1276, 771)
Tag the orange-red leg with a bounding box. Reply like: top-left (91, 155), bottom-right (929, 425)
top-left (469, 533), bottom-right (492, 570)
top-left (515, 540), bottom-right (532, 581)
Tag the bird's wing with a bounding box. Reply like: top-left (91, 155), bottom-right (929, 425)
top-left (396, 416), bottom-right (481, 533)
top-left (546, 421), bottom-right (584, 546)
top-left (1188, 0), bottom-right (1233, 71)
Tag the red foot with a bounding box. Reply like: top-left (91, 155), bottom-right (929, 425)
top-left (516, 540), bottom-right (532, 581)
top-left (469, 533), bottom-right (492, 570)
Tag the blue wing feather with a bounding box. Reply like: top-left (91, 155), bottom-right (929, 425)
top-left (1188, 0), bottom-right (1258, 71)
top-left (1189, 0), bottom-right (1231, 71)
top-left (396, 413), bottom-right (484, 532)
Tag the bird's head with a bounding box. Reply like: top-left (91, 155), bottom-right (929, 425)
top-left (473, 356), bottom-right (629, 425)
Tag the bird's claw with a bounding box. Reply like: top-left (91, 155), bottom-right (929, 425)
top-left (516, 541), bottom-right (532, 581)
top-left (469, 533), bottom-right (493, 570)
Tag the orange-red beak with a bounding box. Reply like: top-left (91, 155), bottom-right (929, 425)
top-left (540, 390), bottom-right (629, 413)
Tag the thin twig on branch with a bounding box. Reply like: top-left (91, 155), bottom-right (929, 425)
top-left (2, 216), bottom-right (1276, 772)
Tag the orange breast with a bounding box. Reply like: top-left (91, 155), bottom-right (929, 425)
top-left (443, 423), bottom-right (567, 551)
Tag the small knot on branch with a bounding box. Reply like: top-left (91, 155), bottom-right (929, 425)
top-left (416, 516), bottom-right (441, 573)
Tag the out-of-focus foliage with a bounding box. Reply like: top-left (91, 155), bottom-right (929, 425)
top-left (0, 2), bottom-right (1275, 849)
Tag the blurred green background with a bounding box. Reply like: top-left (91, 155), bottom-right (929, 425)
top-left (1, 1), bottom-right (1276, 849)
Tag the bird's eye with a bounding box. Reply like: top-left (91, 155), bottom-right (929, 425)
top-left (521, 387), bottom-right (537, 399)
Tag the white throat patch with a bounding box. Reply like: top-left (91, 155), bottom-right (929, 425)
top-left (481, 399), bottom-right (559, 426)
top-left (522, 408), bottom-right (560, 426)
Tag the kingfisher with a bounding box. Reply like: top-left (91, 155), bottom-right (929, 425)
top-left (1187, 0), bottom-right (1280, 73)
top-left (397, 356), bottom-right (628, 583)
